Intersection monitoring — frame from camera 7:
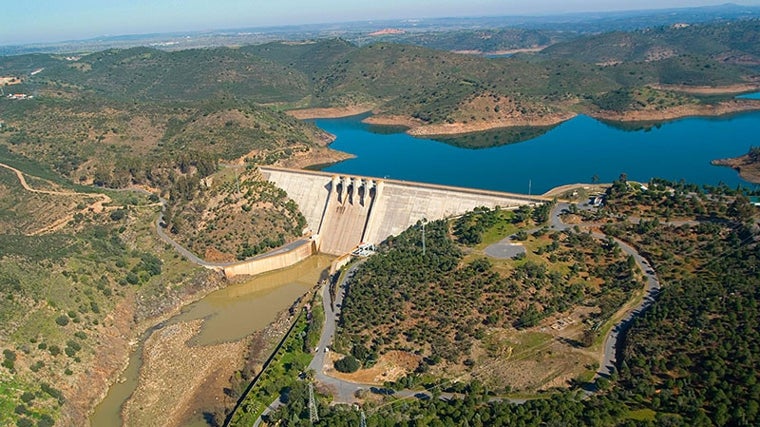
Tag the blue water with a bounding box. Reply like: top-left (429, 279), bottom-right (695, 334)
top-left (315, 112), bottom-right (760, 194)
top-left (737, 92), bottom-right (760, 100)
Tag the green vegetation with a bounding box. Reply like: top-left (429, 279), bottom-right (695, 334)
top-left (333, 355), bottom-right (360, 373)
top-left (542, 20), bottom-right (760, 68)
top-left (267, 178), bottom-right (760, 426)
top-left (0, 158), bottom-right (215, 425)
top-left (336, 205), bottom-right (636, 388)
top-left (163, 165), bottom-right (307, 261)
top-left (228, 304), bottom-right (318, 426)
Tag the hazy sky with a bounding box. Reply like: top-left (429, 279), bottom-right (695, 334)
top-left (1, 0), bottom-right (758, 45)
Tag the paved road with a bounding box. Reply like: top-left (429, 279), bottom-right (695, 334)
top-left (308, 262), bottom-right (377, 402)
top-left (255, 263), bottom-right (370, 425)
top-left (152, 196), bottom-right (313, 270)
top-left (549, 202), bottom-right (661, 383)
top-left (595, 237), bottom-right (660, 381)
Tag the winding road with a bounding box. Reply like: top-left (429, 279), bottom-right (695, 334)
top-left (306, 202), bottom-right (661, 403)
top-left (5, 160), bottom-right (663, 419)
top-left (254, 200), bottom-right (664, 425)
top-left (0, 161), bottom-right (113, 235)
top-left (549, 202), bottom-right (661, 382)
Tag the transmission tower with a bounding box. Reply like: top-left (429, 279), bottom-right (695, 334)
top-left (308, 383), bottom-right (319, 424)
top-left (360, 410), bottom-right (367, 427)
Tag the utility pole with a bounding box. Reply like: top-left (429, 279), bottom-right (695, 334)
top-left (421, 218), bottom-right (427, 256)
top-left (308, 383), bottom-right (319, 424)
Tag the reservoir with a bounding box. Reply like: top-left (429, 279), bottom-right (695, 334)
top-left (316, 112), bottom-right (760, 194)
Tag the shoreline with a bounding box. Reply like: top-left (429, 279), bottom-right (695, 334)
top-left (84, 269), bottom-right (227, 426)
top-left (647, 83), bottom-right (760, 95)
top-left (711, 155), bottom-right (760, 184)
top-left (287, 99), bottom-right (760, 138)
top-left (121, 319), bottom-right (249, 427)
top-left (588, 99), bottom-right (760, 123)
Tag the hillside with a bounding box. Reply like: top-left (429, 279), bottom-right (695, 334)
top-left (269, 179), bottom-right (760, 426)
top-left (712, 146), bottom-right (760, 184)
top-left (334, 205), bottom-right (638, 391)
top-left (0, 95), bottom-right (342, 262)
top-left (164, 166), bottom-right (307, 263)
top-left (541, 19), bottom-right (760, 65)
top-left (0, 158), bottom-right (225, 426)
top-left (352, 28), bottom-right (568, 54)
top-left (3, 19), bottom-right (760, 144)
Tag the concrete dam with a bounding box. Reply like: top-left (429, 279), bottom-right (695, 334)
top-left (261, 167), bottom-right (550, 256)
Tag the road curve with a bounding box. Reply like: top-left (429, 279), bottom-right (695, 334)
top-left (308, 262), bottom-right (377, 402)
top-left (549, 202), bottom-right (661, 382)
top-left (313, 202), bottom-right (661, 397)
top-left (255, 199), bottom-right (664, 425)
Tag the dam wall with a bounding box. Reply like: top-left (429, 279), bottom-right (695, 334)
top-left (264, 169), bottom-right (330, 235)
top-left (222, 238), bottom-right (316, 279)
top-left (365, 180), bottom-right (542, 245)
top-left (261, 167), bottom-right (549, 255)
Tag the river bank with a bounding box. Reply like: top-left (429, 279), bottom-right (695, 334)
top-left (121, 319), bottom-right (248, 427)
top-left (86, 268), bottom-right (227, 426)
top-left (89, 254), bottom-right (331, 426)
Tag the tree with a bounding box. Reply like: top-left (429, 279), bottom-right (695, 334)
top-left (748, 146), bottom-right (760, 162)
top-left (334, 355), bottom-right (360, 373)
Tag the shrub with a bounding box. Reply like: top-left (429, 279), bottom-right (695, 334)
top-left (125, 272), bottom-right (139, 285)
top-left (109, 209), bottom-right (127, 221)
top-left (334, 355), bottom-right (360, 373)
top-left (37, 414), bottom-right (55, 427)
top-left (55, 316), bottom-right (69, 326)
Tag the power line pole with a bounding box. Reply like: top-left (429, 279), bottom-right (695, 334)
top-left (308, 383), bottom-right (319, 424)
top-left (421, 218), bottom-right (427, 256)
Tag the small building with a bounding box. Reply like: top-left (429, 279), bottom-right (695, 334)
top-left (352, 243), bottom-right (376, 257)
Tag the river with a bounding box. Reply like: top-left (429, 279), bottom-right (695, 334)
top-left (90, 255), bottom-right (332, 427)
top-left (316, 111), bottom-right (760, 194)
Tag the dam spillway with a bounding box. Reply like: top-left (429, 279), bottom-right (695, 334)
top-left (261, 167), bottom-right (550, 255)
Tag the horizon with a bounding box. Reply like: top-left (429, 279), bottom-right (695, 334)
top-left (2, 1), bottom-right (759, 46)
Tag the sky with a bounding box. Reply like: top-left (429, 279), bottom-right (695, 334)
top-left (1, 0), bottom-right (758, 45)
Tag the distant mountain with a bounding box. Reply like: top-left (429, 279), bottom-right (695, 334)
top-left (2, 19), bottom-right (759, 145)
top-left (2, 3), bottom-right (759, 56)
top-left (540, 19), bottom-right (760, 65)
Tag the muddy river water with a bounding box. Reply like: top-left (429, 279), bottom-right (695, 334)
top-left (90, 254), bottom-right (333, 427)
